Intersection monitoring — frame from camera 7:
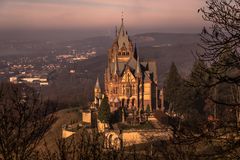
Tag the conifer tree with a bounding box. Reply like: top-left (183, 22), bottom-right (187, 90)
top-left (189, 60), bottom-right (208, 114)
top-left (98, 95), bottom-right (111, 124)
top-left (171, 61), bottom-right (208, 126)
top-left (145, 104), bottom-right (151, 121)
top-left (164, 62), bottom-right (182, 113)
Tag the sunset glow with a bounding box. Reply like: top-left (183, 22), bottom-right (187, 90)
top-left (0, 0), bottom-right (205, 32)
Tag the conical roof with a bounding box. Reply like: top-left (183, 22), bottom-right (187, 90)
top-left (95, 77), bottom-right (100, 89)
top-left (117, 18), bottom-right (130, 49)
top-left (133, 43), bottom-right (138, 59)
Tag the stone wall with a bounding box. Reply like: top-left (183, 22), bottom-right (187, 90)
top-left (122, 129), bottom-right (172, 147)
top-left (62, 128), bottom-right (76, 138)
top-left (82, 111), bottom-right (91, 124)
top-left (104, 128), bottom-right (173, 149)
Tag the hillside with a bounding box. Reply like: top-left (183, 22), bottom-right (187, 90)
top-left (37, 108), bottom-right (81, 151)
top-left (79, 33), bottom-right (201, 85)
top-left (0, 33), bottom-right (202, 105)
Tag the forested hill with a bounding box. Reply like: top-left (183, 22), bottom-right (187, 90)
top-left (80, 33), bottom-right (201, 85)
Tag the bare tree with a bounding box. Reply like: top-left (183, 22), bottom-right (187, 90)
top-left (40, 128), bottom-right (165, 160)
top-left (0, 82), bottom-right (55, 160)
top-left (196, 0), bottom-right (240, 106)
top-left (231, 85), bottom-right (240, 129)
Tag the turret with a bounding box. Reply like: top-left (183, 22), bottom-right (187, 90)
top-left (133, 43), bottom-right (138, 60)
top-left (116, 17), bottom-right (133, 62)
top-left (136, 56), bottom-right (142, 77)
top-left (113, 53), bottom-right (119, 76)
top-left (94, 77), bottom-right (101, 99)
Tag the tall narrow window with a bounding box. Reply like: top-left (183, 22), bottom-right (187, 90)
top-left (132, 85), bottom-right (135, 94)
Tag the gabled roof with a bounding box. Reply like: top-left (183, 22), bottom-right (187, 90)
top-left (108, 56), bottom-right (157, 83)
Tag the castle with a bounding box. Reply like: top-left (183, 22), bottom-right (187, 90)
top-left (62, 18), bottom-right (171, 147)
top-left (94, 18), bottom-right (159, 112)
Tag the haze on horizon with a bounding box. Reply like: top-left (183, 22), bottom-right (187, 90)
top-left (0, 0), bottom-right (207, 40)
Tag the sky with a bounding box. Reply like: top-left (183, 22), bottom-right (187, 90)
top-left (0, 0), bottom-right (207, 38)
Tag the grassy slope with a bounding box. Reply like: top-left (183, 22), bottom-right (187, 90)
top-left (37, 108), bottom-right (81, 151)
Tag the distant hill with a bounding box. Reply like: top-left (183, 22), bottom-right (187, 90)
top-left (0, 33), bottom-right (202, 106)
top-left (37, 108), bottom-right (81, 151)
top-left (0, 32), bottom-right (202, 84)
top-left (80, 33), bottom-right (201, 85)
top-left (134, 33), bottom-right (201, 82)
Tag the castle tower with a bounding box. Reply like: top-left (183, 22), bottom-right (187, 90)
top-left (160, 88), bottom-right (165, 111)
top-left (108, 17), bottom-right (134, 64)
top-left (104, 17), bottom-right (159, 112)
top-left (136, 56), bottom-right (143, 110)
top-left (94, 77), bottom-right (102, 105)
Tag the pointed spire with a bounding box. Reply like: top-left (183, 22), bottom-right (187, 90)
top-left (115, 26), bottom-right (118, 37)
top-left (121, 10), bottom-right (124, 25)
top-left (107, 67), bottom-right (110, 81)
top-left (119, 11), bottom-right (126, 37)
top-left (136, 56), bottom-right (141, 76)
top-left (114, 53), bottom-right (119, 75)
top-left (95, 77), bottom-right (100, 89)
top-left (117, 12), bottom-right (130, 50)
top-left (134, 43), bottom-right (138, 59)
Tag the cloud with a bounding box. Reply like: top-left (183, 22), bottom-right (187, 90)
top-left (0, 0), bottom-right (205, 32)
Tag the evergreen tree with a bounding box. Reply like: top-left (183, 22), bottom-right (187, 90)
top-left (189, 60), bottom-right (208, 114)
top-left (175, 61), bottom-right (208, 119)
top-left (164, 62), bottom-right (182, 113)
top-left (98, 95), bottom-right (111, 123)
top-left (189, 60), bottom-right (209, 88)
top-left (145, 104), bottom-right (151, 121)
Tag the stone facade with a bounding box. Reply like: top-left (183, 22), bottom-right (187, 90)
top-left (104, 128), bottom-right (173, 149)
top-left (104, 18), bottom-right (159, 111)
top-left (82, 111), bottom-right (92, 124)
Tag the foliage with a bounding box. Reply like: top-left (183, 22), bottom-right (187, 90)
top-left (164, 62), bottom-right (183, 112)
top-left (0, 82), bottom-right (55, 160)
top-left (146, 104), bottom-right (151, 114)
top-left (197, 0), bottom-right (240, 106)
top-left (159, 1), bottom-right (240, 159)
top-left (98, 95), bottom-right (111, 123)
top-left (40, 129), bottom-right (163, 160)
top-left (145, 104), bottom-right (151, 121)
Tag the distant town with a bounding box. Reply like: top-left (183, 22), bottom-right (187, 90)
top-left (0, 46), bottom-right (96, 87)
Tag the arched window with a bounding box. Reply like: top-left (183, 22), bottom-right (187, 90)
top-left (121, 99), bottom-right (125, 107)
top-left (132, 85), bottom-right (135, 94)
top-left (132, 98), bottom-right (135, 107)
top-left (126, 83), bottom-right (131, 98)
top-left (109, 134), bottom-right (113, 148)
top-left (127, 99), bottom-right (130, 106)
